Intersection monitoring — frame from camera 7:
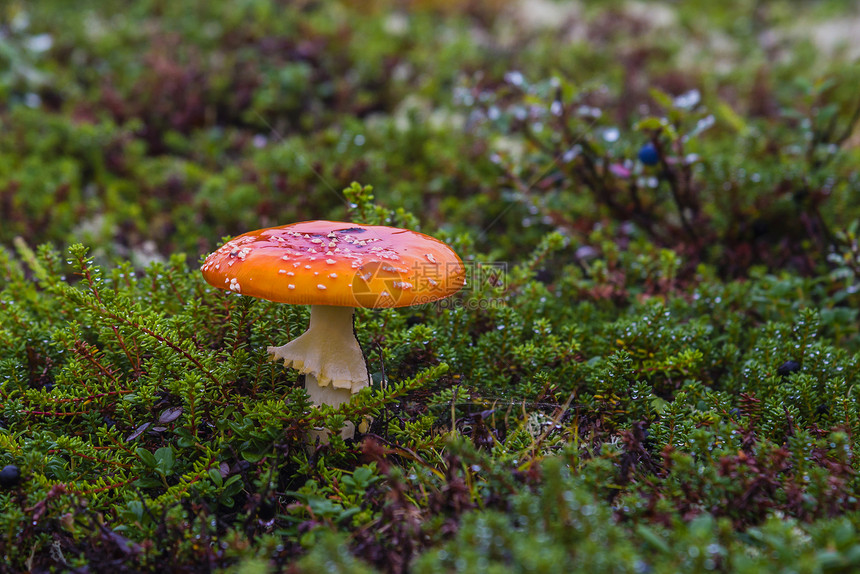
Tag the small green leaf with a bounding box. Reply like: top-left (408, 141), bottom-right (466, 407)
top-left (224, 475), bottom-right (245, 496)
top-left (649, 88), bottom-right (674, 109)
top-left (136, 447), bottom-right (157, 469)
top-left (241, 450), bottom-right (265, 463)
top-left (174, 427), bottom-right (195, 448)
top-left (715, 101), bottom-right (748, 135)
top-left (154, 447), bottom-right (175, 475)
top-left (636, 525), bottom-right (671, 554)
top-left (634, 117), bottom-right (667, 132)
top-left (208, 468), bottom-right (223, 487)
top-left (133, 478), bottom-right (162, 489)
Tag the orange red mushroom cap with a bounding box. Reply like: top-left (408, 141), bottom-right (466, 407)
top-left (200, 221), bottom-right (466, 308)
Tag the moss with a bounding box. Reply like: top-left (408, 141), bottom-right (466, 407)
top-left (2, 0), bottom-right (860, 571)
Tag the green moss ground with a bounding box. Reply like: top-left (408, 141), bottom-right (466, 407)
top-left (2, 1), bottom-right (860, 571)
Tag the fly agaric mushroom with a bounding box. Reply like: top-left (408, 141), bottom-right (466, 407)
top-left (201, 220), bottom-right (465, 438)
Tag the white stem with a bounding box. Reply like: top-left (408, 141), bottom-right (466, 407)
top-left (307, 371), bottom-right (356, 442)
top-left (268, 305), bottom-right (369, 441)
top-left (304, 372), bottom-right (354, 408)
top-left (268, 305), bottom-right (369, 400)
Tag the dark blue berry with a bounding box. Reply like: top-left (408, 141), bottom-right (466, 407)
top-left (638, 143), bottom-right (660, 166)
top-left (0, 465), bottom-right (20, 488)
top-left (777, 360), bottom-right (801, 378)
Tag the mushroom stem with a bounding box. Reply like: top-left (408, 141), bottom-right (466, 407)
top-left (305, 373), bottom-right (356, 441)
top-left (267, 305), bottom-right (369, 440)
top-left (303, 372), bottom-right (354, 408)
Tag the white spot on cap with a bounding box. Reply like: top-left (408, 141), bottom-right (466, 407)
top-left (311, 238), bottom-right (323, 244)
top-left (287, 271), bottom-right (295, 276)
top-left (329, 273), bottom-right (338, 278)
top-left (326, 258), bottom-right (336, 264)
top-left (304, 265), bottom-right (312, 269)
top-left (317, 284), bottom-right (327, 290)
top-left (288, 284), bottom-right (296, 290)
top-left (278, 269), bottom-right (286, 274)
top-left (425, 254), bottom-right (437, 264)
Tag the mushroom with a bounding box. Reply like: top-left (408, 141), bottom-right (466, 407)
top-left (200, 220), bottom-right (465, 439)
